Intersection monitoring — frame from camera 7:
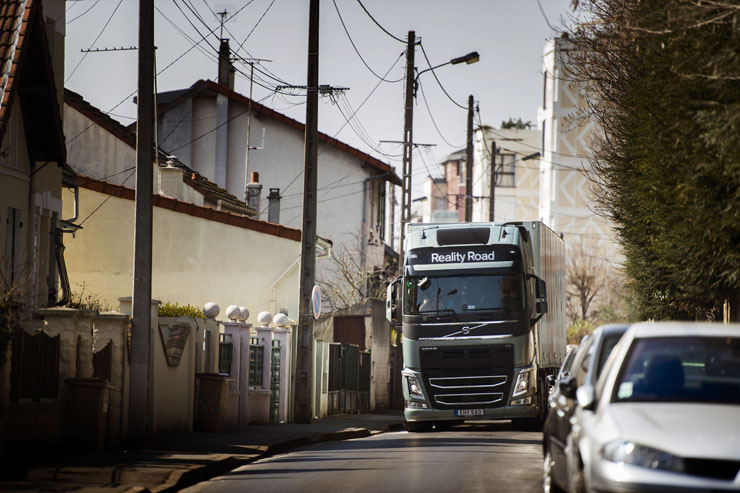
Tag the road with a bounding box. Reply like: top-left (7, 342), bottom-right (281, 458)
top-left (182, 422), bottom-right (544, 493)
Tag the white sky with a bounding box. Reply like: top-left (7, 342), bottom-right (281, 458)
top-left (63, 0), bottom-right (574, 197)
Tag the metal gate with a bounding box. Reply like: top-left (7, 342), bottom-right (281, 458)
top-left (93, 339), bottom-right (112, 380)
top-left (328, 343), bottom-right (371, 414)
top-left (10, 328), bottom-right (60, 401)
top-left (270, 340), bottom-right (281, 422)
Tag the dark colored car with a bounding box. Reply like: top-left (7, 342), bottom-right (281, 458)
top-left (543, 324), bottom-right (628, 493)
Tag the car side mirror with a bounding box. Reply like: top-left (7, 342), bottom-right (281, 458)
top-left (559, 375), bottom-right (578, 400)
top-left (576, 384), bottom-right (595, 411)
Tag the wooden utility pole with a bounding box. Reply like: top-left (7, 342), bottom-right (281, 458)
top-left (464, 95), bottom-right (474, 222)
top-left (130, 0), bottom-right (154, 444)
top-left (489, 141), bottom-right (497, 221)
top-left (399, 31), bottom-right (415, 271)
top-left (294, 0), bottom-right (319, 424)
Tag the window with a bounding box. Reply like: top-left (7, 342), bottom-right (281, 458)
top-left (497, 154), bottom-right (516, 188)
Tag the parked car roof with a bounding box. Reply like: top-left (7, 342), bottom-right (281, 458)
top-left (629, 321), bottom-right (739, 338)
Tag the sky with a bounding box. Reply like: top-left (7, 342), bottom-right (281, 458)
top-left (63, 0), bottom-right (574, 198)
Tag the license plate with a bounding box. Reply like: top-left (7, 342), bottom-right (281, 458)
top-left (455, 409), bottom-right (484, 417)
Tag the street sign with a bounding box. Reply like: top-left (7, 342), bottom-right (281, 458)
top-left (311, 285), bottom-right (321, 320)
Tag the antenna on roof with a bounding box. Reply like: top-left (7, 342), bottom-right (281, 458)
top-left (218, 10), bottom-right (228, 40)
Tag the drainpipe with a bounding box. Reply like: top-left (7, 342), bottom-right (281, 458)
top-left (50, 186), bottom-right (81, 306)
top-left (270, 236), bottom-right (332, 314)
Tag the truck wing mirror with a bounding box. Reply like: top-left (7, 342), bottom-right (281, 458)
top-left (386, 276), bottom-right (402, 326)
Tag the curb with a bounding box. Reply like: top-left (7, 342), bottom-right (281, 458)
top-left (135, 423), bottom-right (402, 492)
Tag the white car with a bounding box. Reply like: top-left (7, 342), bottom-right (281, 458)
top-left (567, 322), bottom-right (740, 492)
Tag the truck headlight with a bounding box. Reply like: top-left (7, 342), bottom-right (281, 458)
top-left (601, 440), bottom-right (685, 473)
top-left (512, 368), bottom-right (533, 398)
top-left (405, 374), bottom-right (425, 401)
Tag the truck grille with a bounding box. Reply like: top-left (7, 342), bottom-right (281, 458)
top-left (429, 375), bottom-right (507, 406)
top-left (420, 345), bottom-right (514, 409)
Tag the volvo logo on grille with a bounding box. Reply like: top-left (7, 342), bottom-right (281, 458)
top-left (461, 326), bottom-right (470, 335)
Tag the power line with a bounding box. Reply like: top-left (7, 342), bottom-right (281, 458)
top-left (66, 0), bottom-right (102, 24)
top-left (418, 42), bottom-right (467, 110)
top-left (332, 0), bottom-right (404, 83)
top-left (354, 0), bottom-right (406, 43)
top-left (65, 0), bottom-right (125, 83)
top-left (418, 79), bottom-right (464, 148)
top-left (535, 0), bottom-right (558, 32)
top-left (234, 0), bottom-right (279, 56)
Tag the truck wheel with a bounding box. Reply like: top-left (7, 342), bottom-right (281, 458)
top-left (406, 420), bottom-right (434, 432)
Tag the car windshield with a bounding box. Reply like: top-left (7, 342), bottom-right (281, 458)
top-left (595, 332), bottom-right (625, 379)
top-left (613, 336), bottom-right (740, 405)
top-left (403, 273), bottom-right (525, 314)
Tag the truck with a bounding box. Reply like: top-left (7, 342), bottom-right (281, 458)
top-left (386, 221), bottom-right (566, 431)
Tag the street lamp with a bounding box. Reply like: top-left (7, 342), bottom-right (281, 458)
top-left (398, 30), bottom-right (479, 273)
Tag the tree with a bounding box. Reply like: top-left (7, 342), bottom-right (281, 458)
top-left (318, 238), bottom-right (395, 310)
top-left (565, 0), bottom-right (740, 320)
top-left (500, 118), bottom-right (532, 130)
top-left (566, 242), bottom-right (605, 325)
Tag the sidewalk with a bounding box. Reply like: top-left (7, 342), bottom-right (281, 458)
top-left (0, 411), bottom-right (405, 493)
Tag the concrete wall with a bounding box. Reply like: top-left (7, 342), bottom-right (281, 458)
top-left (61, 186), bottom-right (300, 322)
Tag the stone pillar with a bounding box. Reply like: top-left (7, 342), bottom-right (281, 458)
top-left (92, 312), bottom-right (130, 448)
top-left (255, 324), bottom-right (273, 391)
top-left (273, 327), bottom-right (291, 423)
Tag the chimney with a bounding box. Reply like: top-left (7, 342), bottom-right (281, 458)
top-left (267, 188), bottom-right (281, 224)
top-left (218, 39), bottom-right (235, 90)
top-left (247, 172), bottom-right (263, 212)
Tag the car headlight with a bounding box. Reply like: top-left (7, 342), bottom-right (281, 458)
top-left (512, 368), bottom-right (534, 398)
top-left (601, 440), bottom-right (685, 473)
top-left (405, 374), bottom-right (425, 401)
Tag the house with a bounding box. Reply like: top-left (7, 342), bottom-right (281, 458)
top-left (0, 0), bottom-right (70, 312)
top-left (472, 127), bottom-right (541, 223)
top-left (152, 42), bottom-right (401, 307)
top-left (62, 90), bottom-right (304, 320)
top-left (421, 129), bottom-right (540, 224)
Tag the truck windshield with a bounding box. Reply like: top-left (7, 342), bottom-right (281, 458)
top-left (404, 273), bottom-right (526, 315)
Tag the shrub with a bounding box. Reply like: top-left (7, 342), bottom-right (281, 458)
top-left (158, 302), bottom-right (205, 319)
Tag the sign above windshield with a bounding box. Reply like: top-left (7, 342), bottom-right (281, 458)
top-left (409, 246), bottom-right (520, 266)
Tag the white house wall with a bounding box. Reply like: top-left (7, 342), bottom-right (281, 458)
top-left (64, 104), bottom-right (160, 194)
top-left (161, 94), bottom-right (388, 292)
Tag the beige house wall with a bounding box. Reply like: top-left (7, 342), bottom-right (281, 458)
top-left (538, 38), bottom-right (622, 265)
top-left (62, 187), bottom-right (301, 322)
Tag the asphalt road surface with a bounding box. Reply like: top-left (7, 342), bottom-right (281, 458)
top-left (182, 422), bottom-right (544, 493)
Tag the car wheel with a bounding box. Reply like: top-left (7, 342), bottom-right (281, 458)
top-left (406, 420), bottom-right (433, 432)
top-left (543, 449), bottom-right (564, 493)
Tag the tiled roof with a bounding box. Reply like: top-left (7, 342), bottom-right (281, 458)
top-left (156, 80), bottom-right (402, 186)
top-left (65, 89), bottom-right (255, 216)
top-left (0, 0), bottom-right (66, 166)
top-left (76, 174), bottom-right (301, 242)
top-left (0, 0), bottom-right (27, 125)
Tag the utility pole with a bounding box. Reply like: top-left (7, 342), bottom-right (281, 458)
top-left (130, 0), bottom-right (154, 445)
top-left (294, 0), bottom-right (319, 424)
top-left (464, 95), bottom-right (474, 222)
top-left (399, 30), bottom-right (415, 272)
top-left (488, 141), bottom-right (497, 221)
